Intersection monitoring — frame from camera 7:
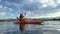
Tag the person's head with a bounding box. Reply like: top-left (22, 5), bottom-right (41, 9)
top-left (20, 13), bottom-right (25, 20)
top-left (20, 14), bottom-right (22, 16)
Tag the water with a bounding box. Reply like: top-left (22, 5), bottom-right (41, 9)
top-left (0, 21), bottom-right (60, 34)
top-left (43, 21), bottom-right (60, 34)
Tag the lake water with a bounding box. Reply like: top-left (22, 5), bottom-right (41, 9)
top-left (0, 21), bottom-right (60, 34)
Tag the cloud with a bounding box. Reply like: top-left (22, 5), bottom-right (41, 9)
top-left (57, 0), bottom-right (60, 4)
top-left (33, 11), bottom-right (60, 18)
top-left (0, 12), bottom-right (5, 15)
top-left (39, 0), bottom-right (56, 7)
top-left (0, 5), bottom-right (3, 8)
top-left (9, 14), bottom-right (15, 16)
top-left (0, 0), bottom-right (60, 19)
top-left (46, 11), bottom-right (60, 17)
top-left (4, 0), bottom-right (57, 13)
top-left (0, 12), bottom-right (6, 16)
top-left (0, 5), bottom-right (14, 12)
top-left (0, 5), bottom-right (15, 19)
top-left (8, 8), bottom-right (14, 11)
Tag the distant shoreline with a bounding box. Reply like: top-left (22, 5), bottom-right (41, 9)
top-left (0, 19), bottom-right (60, 22)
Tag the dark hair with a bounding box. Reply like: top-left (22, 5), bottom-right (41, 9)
top-left (19, 14), bottom-right (23, 21)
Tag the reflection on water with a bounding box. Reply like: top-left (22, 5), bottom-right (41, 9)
top-left (0, 22), bottom-right (43, 34)
top-left (43, 21), bottom-right (60, 34)
top-left (0, 21), bottom-right (60, 34)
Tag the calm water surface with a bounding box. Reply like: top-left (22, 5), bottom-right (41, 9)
top-left (0, 21), bottom-right (60, 34)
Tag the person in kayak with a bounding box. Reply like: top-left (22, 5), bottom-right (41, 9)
top-left (19, 14), bottom-right (25, 32)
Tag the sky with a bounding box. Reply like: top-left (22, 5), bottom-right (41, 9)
top-left (0, 0), bottom-right (60, 19)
